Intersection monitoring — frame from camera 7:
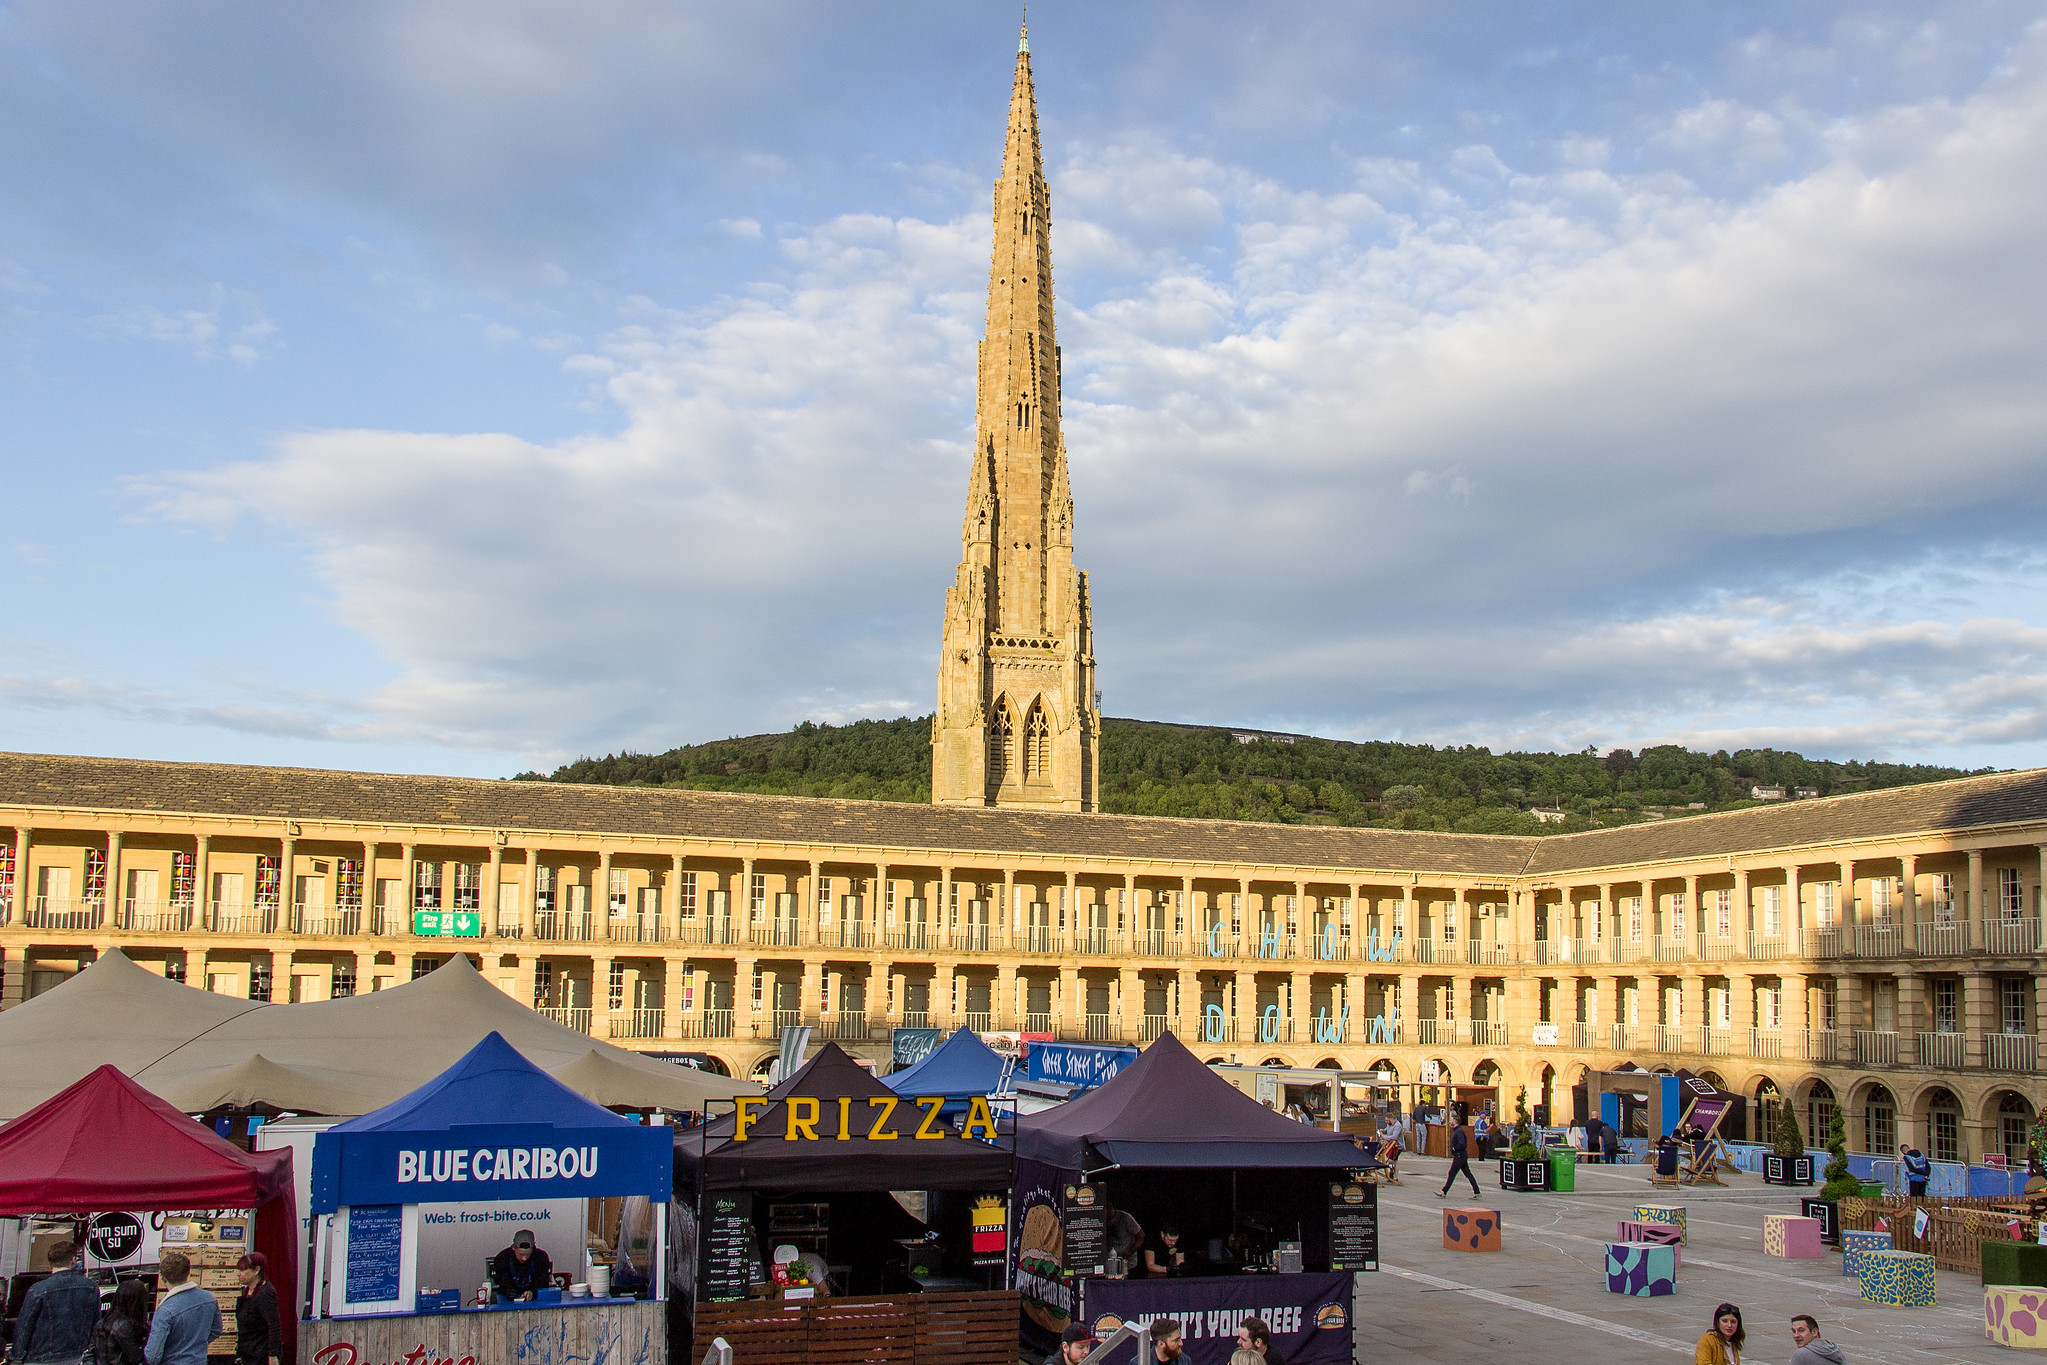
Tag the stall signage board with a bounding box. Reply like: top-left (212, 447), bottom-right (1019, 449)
top-left (702, 1192), bottom-right (754, 1303)
top-left (411, 911), bottom-right (480, 938)
top-left (892, 1028), bottom-right (943, 1068)
top-left (1028, 1043), bottom-right (1138, 1090)
top-left (1060, 1184), bottom-right (1109, 1276)
top-left (1081, 1273), bottom-right (1353, 1365)
top-left (312, 1122), bottom-right (672, 1213)
top-left (345, 1205), bottom-right (402, 1304)
top-left (1327, 1181), bottom-right (1378, 1272)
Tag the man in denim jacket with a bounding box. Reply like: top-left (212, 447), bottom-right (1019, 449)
top-left (144, 1252), bottom-right (222, 1365)
top-left (15, 1240), bottom-right (101, 1363)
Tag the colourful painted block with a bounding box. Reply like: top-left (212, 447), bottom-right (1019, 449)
top-left (1763, 1214), bottom-right (1824, 1259)
top-left (1615, 1221), bottom-right (1682, 1266)
top-left (1605, 1242), bottom-right (1677, 1297)
top-left (1985, 1286), bottom-right (2047, 1348)
top-left (1633, 1204), bottom-right (1687, 1244)
top-left (1858, 1249), bottom-right (1936, 1307)
top-left (1444, 1207), bottom-right (1502, 1252)
top-left (1983, 1241), bottom-right (2047, 1288)
top-left (1843, 1228), bottom-right (1893, 1278)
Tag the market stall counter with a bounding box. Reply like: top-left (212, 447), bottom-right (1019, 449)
top-left (305, 1033), bottom-right (673, 1365)
top-left (1011, 1035), bottom-right (1380, 1365)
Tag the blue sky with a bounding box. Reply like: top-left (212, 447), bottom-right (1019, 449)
top-left (5, 2), bottom-right (2047, 778)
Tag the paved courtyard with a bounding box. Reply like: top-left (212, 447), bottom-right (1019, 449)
top-left (1355, 1155), bottom-right (1998, 1363)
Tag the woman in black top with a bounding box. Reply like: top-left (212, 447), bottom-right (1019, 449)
top-left (234, 1252), bottom-right (283, 1365)
top-left (92, 1279), bottom-right (151, 1365)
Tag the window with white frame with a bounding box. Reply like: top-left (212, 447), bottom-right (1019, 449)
top-left (1934, 979), bottom-right (1958, 1032)
top-left (608, 961), bottom-right (626, 1012)
top-left (1714, 889), bottom-right (1731, 937)
top-left (1999, 867), bottom-right (2025, 917)
top-left (452, 863), bottom-right (481, 910)
top-left (1814, 882), bottom-right (1835, 927)
top-left (533, 961), bottom-right (554, 1008)
top-left (535, 865), bottom-right (556, 913)
top-left (1763, 885), bottom-right (1783, 937)
top-left (1820, 982), bottom-right (1838, 1031)
top-left (677, 871), bottom-right (698, 920)
top-left (608, 868), bottom-right (629, 914)
top-left (1669, 892), bottom-right (1687, 938)
top-left (817, 876), bottom-right (833, 922)
top-left (1761, 984), bottom-right (1782, 1030)
top-left (413, 860), bottom-right (442, 910)
top-left (1871, 876), bottom-right (1894, 919)
top-left (884, 881), bottom-right (897, 927)
top-left (2002, 978), bottom-right (2028, 1034)
top-left (751, 965), bottom-right (763, 1009)
top-left (1712, 984), bottom-right (1730, 1029)
top-left (1935, 873), bottom-right (1956, 921)
top-left (748, 873), bottom-right (765, 921)
top-left (1628, 896), bottom-right (1644, 942)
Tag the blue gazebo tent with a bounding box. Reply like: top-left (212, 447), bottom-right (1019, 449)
top-left (883, 1029), bottom-right (1007, 1112)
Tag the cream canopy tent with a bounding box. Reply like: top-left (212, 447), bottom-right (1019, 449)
top-left (0, 950), bottom-right (758, 1119)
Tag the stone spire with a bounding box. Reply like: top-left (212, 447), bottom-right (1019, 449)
top-left (932, 28), bottom-right (1098, 812)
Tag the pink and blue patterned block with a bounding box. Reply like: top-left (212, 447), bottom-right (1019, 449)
top-left (1606, 1242), bottom-right (1677, 1296)
top-left (1858, 1249), bottom-right (1936, 1307)
top-left (1843, 1228), bottom-right (1893, 1278)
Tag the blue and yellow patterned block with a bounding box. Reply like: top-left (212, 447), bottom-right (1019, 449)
top-left (1632, 1205), bottom-right (1687, 1244)
top-left (1858, 1249), bottom-right (1936, 1307)
top-left (1843, 1228), bottom-right (1893, 1278)
top-left (1605, 1242), bottom-right (1677, 1296)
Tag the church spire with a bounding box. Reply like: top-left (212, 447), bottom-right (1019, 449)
top-left (933, 29), bottom-right (1097, 812)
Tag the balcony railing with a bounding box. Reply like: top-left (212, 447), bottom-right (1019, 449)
top-left (122, 900), bottom-right (197, 932)
top-left (1747, 933), bottom-right (1789, 959)
top-left (1854, 1029), bottom-right (1900, 1067)
top-left (1531, 938), bottom-right (1575, 965)
top-left (532, 912), bottom-right (593, 942)
top-left (1570, 1021), bottom-right (1596, 1048)
top-left (1018, 927), bottom-right (1058, 954)
top-left (952, 927), bottom-right (994, 953)
top-left (1809, 927), bottom-right (1850, 959)
top-left (751, 923), bottom-right (805, 948)
top-left (1984, 917), bottom-right (2042, 956)
top-left (1748, 1028), bottom-right (1784, 1059)
top-left (831, 924), bottom-right (873, 949)
top-left (963, 1011), bottom-right (993, 1033)
top-left (1808, 1029), bottom-right (1848, 1062)
top-left (684, 1009), bottom-right (736, 1040)
top-left (208, 902), bottom-right (281, 935)
top-left (1696, 1027), bottom-right (1733, 1056)
top-left (1696, 935), bottom-right (1739, 962)
top-left (1651, 936), bottom-right (1688, 964)
top-left (1650, 1024), bottom-right (1684, 1053)
top-left (679, 918), bottom-right (745, 946)
top-left (292, 908), bottom-right (363, 936)
top-left (1917, 1031), bottom-right (1966, 1069)
top-left (885, 925), bottom-right (939, 951)
top-left (607, 916), bottom-right (665, 943)
top-left (24, 897), bottom-right (105, 930)
top-left (1855, 921), bottom-right (1908, 958)
top-left (1609, 1024), bottom-right (1634, 1051)
top-left (1083, 1013), bottom-right (1118, 1042)
top-left (1415, 1019), bottom-right (1448, 1045)
top-left (1075, 929), bottom-right (1119, 956)
top-left (1409, 940), bottom-right (1448, 965)
top-left (1986, 1032), bottom-right (2039, 1072)
top-left (540, 1007), bottom-right (593, 1034)
top-left (821, 1012), bottom-right (875, 1041)
top-left (1024, 1011), bottom-right (1053, 1034)
top-left (609, 1008), bottom-right (665, 1040)
top-left (1915, 920), bottom-right (1970, 956)
top-left (1140, 1013), bottom-right (1177, 1041)
top-left (491, 917), bottom-right (523, 939)
top-left (1137, 931), bottom-right (1182, 958)
top-left (1471, 1020), bottom-right (1507, 1047)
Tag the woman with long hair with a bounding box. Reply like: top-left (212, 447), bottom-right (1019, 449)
top-left (233, 1252), bottom-right (282, 1365)
top-left (92, 1279), bottom-right (151, 1365)
top-left (1694, 1303), bottom-right (1745, 1365)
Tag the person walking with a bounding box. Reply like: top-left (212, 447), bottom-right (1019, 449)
top-left (1899, 1145), bottom-right (1931, 1199)
top-left (14, 1239), bottom-right (101, 1364)
top-left (1694, 1303), bottom-right (1746, 1365)
top-left (90, 1281), bottom-right (152, 1365)
top-left (144, 1252), bottom-right (223, 1365)
top-left (232, 1253), bottom-right (282, 1365)
top-left (1788, 1314), bottom-right (1844, 1364)
top-left (1437, 1118), bottom-right (1480, 1198)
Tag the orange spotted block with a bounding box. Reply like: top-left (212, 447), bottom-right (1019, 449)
top-left (1444, 1207), bottom-right (1502, 1252)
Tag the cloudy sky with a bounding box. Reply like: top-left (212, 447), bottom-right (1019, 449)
top-left (5, 2), bottom-right (2047, 778)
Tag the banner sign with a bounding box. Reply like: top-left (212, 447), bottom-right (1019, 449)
top-left (701, 1192), bottom-right (754, 1303)
top-left (1060, 1183), bottom-right (1109, 1276)
top-left (1026, 1043), bottom-right (1137, 1089)
top-left (893, 1028), bottom-right (943, 1067)
top-left (312, 1122), bottom-right (671, 1213)
top-left (1326, 1181), bottom-right (1378, 1271)
top-left (344, 1205), bottom-right (402, 1304)
top-left (1010, 1158), bottom-right (1073, 1358)
top-left (1081, 1272), bottom-right (1353, 1365)
top-left (411, 911), bottom-right (480, 938)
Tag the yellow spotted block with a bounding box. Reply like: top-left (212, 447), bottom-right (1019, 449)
top-left (1858, 1250), bottom-right (1936, 1307)
top-left (1763, 1214), bottom-right (1823, 1258)
top-left (1633, 1205), bottom-right (1686, 1244)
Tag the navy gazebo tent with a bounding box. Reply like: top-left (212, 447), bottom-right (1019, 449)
top-left (883, 1029), bottom-right (1009, 1114)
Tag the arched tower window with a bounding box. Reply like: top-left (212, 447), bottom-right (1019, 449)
top-left (1024, 697), bottom-right (1051, 780)
top-left (988, 698), bottom-right (1015, 791)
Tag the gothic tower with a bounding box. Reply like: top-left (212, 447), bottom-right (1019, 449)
top-left (933, 26), bottom-right (1098, 812)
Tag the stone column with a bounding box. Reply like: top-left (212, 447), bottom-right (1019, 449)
top-left (105, 830), bottom-right (125, 928)
top-left (735, 952), bottom-right (758, 1032)
top-left (1680, 973), bottom-right (1704, 1049)
top-left (592, 953), bottom-right (616, 1036)
top-left (996, 962), bottom-right (1019, 1031)
top-left (1119, 965), bottom-right (1141, 1042)
top-left (486, 844), bottom-right (504, 935)
top-left (1901, 853), bottom-right (1920, 932)
top-left (1056, 964), bottom-right (1077, 1038)
top-left (1968, 849), bottom-right (1986, 935)
top-left (360, 839), bottom-right (378, 935)
top-left (400, 842), bottom-right (417, 930)
top-left (194, 833), bottom-right (212, 930)
top-left (661, 955), bottom-right (686, 1039)
top-left (1963, 971), bottom-right (1995, 1069)
top-left (1234, 968), bottom-right (1257, 1046)
top-left (1734, 867), bottom-right (1751, 946)
top-left (278, 831), bottom-right (295, 931)
top-left (1684, 874), bottom-right (1699, 949)
top-left (1178, 965), bottom-right (1200, 1036)
top-left (1289, 969), bottom-right (1311, 1045)
top-left (597, 848), bottom-right (615, 942)
top-left (1897, 970), bottom-right (1926, 1065)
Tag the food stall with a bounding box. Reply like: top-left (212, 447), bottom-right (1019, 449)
top-left (0, 1065), bottom-right (299, 1365)
top-left (1205, 1065), bottom-right (1385, 1134)
top-left (304, 1032), bottom-right (673, 1365)
top-left (884, 1029), bottom-right (1010, 1114)
top-left (1011, 1034), bottom-right (1378, 1365)
top-left (677, 1042), bottom-right (1017, 1365)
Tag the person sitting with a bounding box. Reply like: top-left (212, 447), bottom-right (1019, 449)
top-left (489, 1229), bottom-right (555, 1303)
top-left (1144, 1224), bottom-right (1189, 1278)
top-left (1653, 1135), bottom-right (1682, 1184)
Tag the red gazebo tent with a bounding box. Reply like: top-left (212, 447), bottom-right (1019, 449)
top-left (0, 1065), bottom-right (299, 1365)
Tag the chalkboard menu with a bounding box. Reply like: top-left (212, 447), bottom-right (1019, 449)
top-left (1061, 1184), bottom-right (1108, 1276)
top-left (1327, 1182), bottom-right (1378, 1272)
top-left (346, 1204), bottom-right (403, 1303)
top-left (703, 1192), bottom-right (755, 1302)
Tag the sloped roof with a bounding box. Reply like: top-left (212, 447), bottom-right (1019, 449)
top-left (883, 1028), bottom-right (1007, 1102)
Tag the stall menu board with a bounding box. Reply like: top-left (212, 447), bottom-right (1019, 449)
top-left (703, 1192), bottom-right (755, 1302)
top-left (345, 1205), bottom-right (402, 1304)
top-left (1327, 1181), bottom-right (1378, 1272)
top-left (1061, 1184), bottom-right (1108, 1276)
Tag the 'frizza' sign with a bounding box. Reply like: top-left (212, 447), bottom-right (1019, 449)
top-left (732, 1095), bottom-right (999, 1142)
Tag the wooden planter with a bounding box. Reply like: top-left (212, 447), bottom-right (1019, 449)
top-left (1800, 1197), bottom-right (1839, 1245)
top-left (1765, 1155), bottom-right (1814, 1186)
top-left (1499, 1158), bottom-right (1550, 1191)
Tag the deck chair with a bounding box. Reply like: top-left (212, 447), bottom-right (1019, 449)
top-left (1649, 1142), bottom-right (1682, 1188)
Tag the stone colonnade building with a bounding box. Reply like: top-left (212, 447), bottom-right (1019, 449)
top-left (2, 751), bottom-right (2044, 1164)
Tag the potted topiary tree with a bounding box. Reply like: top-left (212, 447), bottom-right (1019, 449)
top-left (1801, 1108), bottom-right (1856, 1244)
top-left (1499, 1086), bottom-right (1549, 1191)
top-left (1765, 1100), bottom-right (1813, 1185)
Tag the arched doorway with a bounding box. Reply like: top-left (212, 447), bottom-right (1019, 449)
top-left (1925, 1087), bottom-right (1963, 1164)
top-left (1995, 1091), bottom-right (2035, 1168)
top-left (1539, 1065), bottom-right (1557, 1121)
top-left (1315, 1058), bottom-right (1342, 1069)
top-left (749, 1054), bottom-right (778, 1083)
top-left (1259, 1056), bottom-right (1288, 1067)
top-left (1806, 1079), bottom-right (1836, 1146)
top-left (1862, 1084), bottom-right (1897, 1155)
top-left (1697, 1070), bottom-right (1728, 1091)
top-left (1367, 1059), bottom-right (1399, 1084)
top-left (1755, 1078), bottom-right (1783, 1146)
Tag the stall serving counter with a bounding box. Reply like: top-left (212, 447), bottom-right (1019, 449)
top-left (304, 1033), bottom-right (672, 1365)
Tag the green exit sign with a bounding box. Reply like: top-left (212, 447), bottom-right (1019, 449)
top-left (413, 911), bottom-right (481, 938)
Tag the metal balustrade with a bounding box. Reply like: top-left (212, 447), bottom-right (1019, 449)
top-left (208, 902), bottom-right (280, 935)
top-left (1696, 1027), bottom-right (1733, 1056)
top-left (1984, 917), bottom-right (2042, 956)
top-left (490, 917), bottom-right (522, 939)
top-left (688, 1009), bottom-right (736, 1039)
top-left (1608, 1024), bottom-right (1634, 1050)
top-left (1696, 935), bottom-right (1739, 962)
top-left (532, 912), bottom-right (593, 942)
top-left (1471, 1020), bottom-right (1507, 1046)
top-left (1807, 1030), bottom-right (1847, 1063)
top-left (832, 924), bottom-right (872, 949)
top-left (1409, 940), bottom-right (1445, 965)
top-left (1018, 927), bottom-right (1058, 954)
top-left (1748, 1028), bottom-right (1784, 1059)
top-left (1570, 1021), bottom-right (1596, 1048)
top-left (1986, 1033), bottom-right (2039, 1072)
top-left (26, 897), bottom-right (105, 930)
top-left (1618, 940), bottom-right (1651, 963)
top-left (123, 900), bottom-right (197, 932)
top-left (1650, 1024), bottom-right (1683, 1053)
top-left (1415, 1019), bottom-right (1447, 1045)
top-left (952, 928), bottom-right (995, 953)
top-left (540, 1007), bottom-right (593, 1034)
top-left (293, 909), bottom-right (363, 936)
top-left (1083, 1013), bottom-right (1118, 1042)
top-left (1140, 1013), bottom-right (1177, 1041)
top-left (1747, 934), bottom-right (1789, 959)
top-left (610, 1009), bottom-right (665, 1040)
top-left (751, 924), bottom-right (805, 948)
top-left (822, 1012), bottom-right (875, 1041)
top-left (1024, 1011), bottom-right (1053, 1033)
top-left (1854, 1030), bottom-right (1899, 1066)
top-left (1137, 931), bottom-right (1182, 958)
top-left (1915, 920), bottom-right (1969, 956)
top-left (608, 916), bottom-right (665, 944)
top-left (1651, 936), bottom-right (1688, 964)
top-left (1808, 927), bottom-right (1850, 959)
top-left (1466, 943), bottom-right (1515, 966)
top-left (1916, 1031), bottom-right (1965, 1069)
top-left (1854, 921), bottom-right (1908, 958)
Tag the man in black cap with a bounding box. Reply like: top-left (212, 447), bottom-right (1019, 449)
top-left (1043, 1322), bottom-right (1096, 1365)
top-left (489, 1229), bottom-right (554, 1303)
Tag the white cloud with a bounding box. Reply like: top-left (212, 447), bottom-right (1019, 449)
top-left (130, 26), bottom-right (2047, 769)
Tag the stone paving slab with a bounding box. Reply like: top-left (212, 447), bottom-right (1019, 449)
top-left (1352, 1156), bottom-right (1998, 1363)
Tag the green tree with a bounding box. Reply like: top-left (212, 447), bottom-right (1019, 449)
top-left (1819, 1106), bottom-right (1860, 1201)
